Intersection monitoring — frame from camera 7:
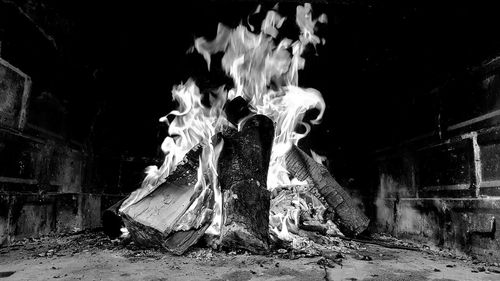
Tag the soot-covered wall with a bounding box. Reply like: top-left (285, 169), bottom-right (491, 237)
top-left (0, 1), bottom-right (148, 245)
top-left (374, 58), bottom-right (500, 262)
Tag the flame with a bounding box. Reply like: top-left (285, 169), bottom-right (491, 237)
top-left (120, 80), bottom-right (226, 212)
top-left (204, 138), bottom-right (224, 235)
top-left (310, 149), bottom-right (327, 165)
top-left (174, 139), bottom-right (223, 232)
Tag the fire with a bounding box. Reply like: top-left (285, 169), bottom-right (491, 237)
top-left (119, 80), bottom-right (227, 212)
top-left (124, 3), bottom-right (329, 242)
top-left (194, 4), bottom-right (327, 191)
top-left (174, 139), bottom-right (223, 232)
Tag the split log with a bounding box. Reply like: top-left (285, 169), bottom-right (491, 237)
top-left (217, 114), bottom-right (274, 253)
top-left (120, 143), bottom-right (214, 254)
top-left (102, 198), bottom-right (126, 239)
top-left (285, 145), bottom-right (370, 236)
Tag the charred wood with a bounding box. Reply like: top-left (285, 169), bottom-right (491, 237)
top-left (218, 114), bottom-right (274, 253)
top-left (285, 145), bottom-right (370, 236)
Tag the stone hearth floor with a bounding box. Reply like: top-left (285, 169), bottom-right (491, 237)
top-left (0, 230), bottom-right (499, 281)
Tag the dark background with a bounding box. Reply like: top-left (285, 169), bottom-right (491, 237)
top-left (2, 0), bottom-right (500, 190)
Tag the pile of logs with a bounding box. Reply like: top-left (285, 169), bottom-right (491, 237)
top-left (103, 98), bottom-right (369, 254)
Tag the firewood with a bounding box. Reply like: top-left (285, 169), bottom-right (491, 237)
top-left (120, 143), bottom-right (215, 254)
top-left (217, 114), bottom-right (274, 253)
top-left (285, 145), bottom-right (370, 236)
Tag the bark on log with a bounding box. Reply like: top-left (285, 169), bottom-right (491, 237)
top-left (218, 114), bottom-right (274, 253)
top-left (285, 145), bottom-right (370, 236)
top-left (102, 198), bottom-right (126, 239)
top-left (120, 143), bottom-right (214, 254)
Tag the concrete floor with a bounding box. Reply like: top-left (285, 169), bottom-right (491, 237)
top-left (1, 232), bottom-right (499, 281)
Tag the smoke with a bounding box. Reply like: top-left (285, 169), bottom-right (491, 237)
top-left (376, 174), bottom-right (420, 234)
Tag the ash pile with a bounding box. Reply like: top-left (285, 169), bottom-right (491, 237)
top-left (103, 3), bottom-right (370, 258)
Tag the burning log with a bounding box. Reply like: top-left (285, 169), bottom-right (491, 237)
top-left (120, 144), bottom-right (215, 254)
top-left (217, 114), bottom-right (274, 253)
top-left (285, 145), bottom-right (370, 236)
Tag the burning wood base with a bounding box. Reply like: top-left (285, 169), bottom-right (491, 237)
top-left (217, 114), bottom-right (274, 253)
top-left (114, 121), bottom-right (369, 254)
top-left (114, 120), bottom-right (369, 254)
top-left (285, 145), bottom-right (370, 236)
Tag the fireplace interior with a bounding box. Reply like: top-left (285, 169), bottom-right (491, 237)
top-left (1, 1), bottom-right (500, 280)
